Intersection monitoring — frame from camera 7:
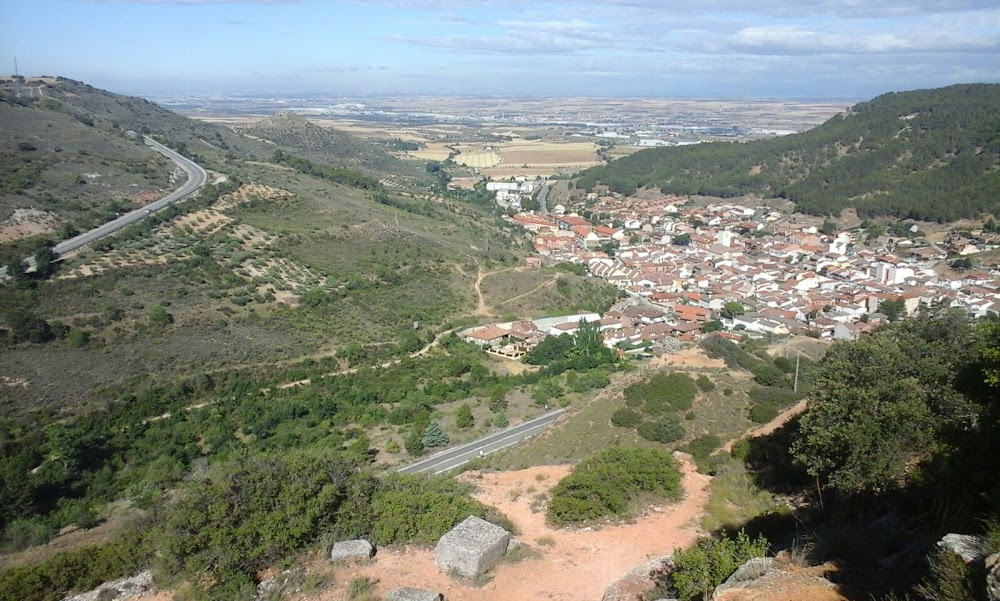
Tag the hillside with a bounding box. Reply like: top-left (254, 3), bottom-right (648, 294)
top-left (0, 77), bottom-right (273, 254)
top-left (234, 112), bottom-right (421, 181)
top-left (577, 84), bottom-right (1000, 222)
top-left (0, 78), bottom-right (421, 256)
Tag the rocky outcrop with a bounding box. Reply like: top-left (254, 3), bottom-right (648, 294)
top-left (711, 558), bottom-right (846, 601)
top-left (601, 556), bottom-right (674, 601)
top-left (986, 552), bottom-right (999, 601)
top-left (330, 539), bottom-right (375, 562)
top-left (385, 586), bottom-right (444, 601)
top-left (435, 515), bottom-right (510, 580)
top-left (60, 570), bottom-right (153, 601)
top-left (937, 533), bottom-right (990, 564)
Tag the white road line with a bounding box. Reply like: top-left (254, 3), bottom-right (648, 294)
top-left (416, 420), bottom-right (555, 475)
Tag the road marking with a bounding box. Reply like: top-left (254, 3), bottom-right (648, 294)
top-left (400, 414), bottom-right (561, 475)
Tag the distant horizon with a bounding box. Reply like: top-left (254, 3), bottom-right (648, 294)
top-left (2, 0), bottom-right (997, 98)
top-left (3, 73), bottom-right (874, 104)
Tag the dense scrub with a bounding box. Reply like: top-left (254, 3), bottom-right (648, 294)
top-left (1, 451), bottom-right (494, 601)
top-left (547, 447), bottom-right (683, 525)
top-left (578, 84), bottom-right (1000, 221)
top-left (711, 310), bottom-right (1000, 600)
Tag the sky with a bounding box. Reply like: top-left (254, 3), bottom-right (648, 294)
top-left (0, 0), bottom-right (997, 99)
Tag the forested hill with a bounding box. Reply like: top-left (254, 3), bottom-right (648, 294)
top-left (577, 84), bottom-right (1000, 222)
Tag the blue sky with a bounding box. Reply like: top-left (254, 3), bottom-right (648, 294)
top-left (1, 0), bottom-right (997, 98)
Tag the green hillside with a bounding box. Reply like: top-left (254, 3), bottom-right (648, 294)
top-left (577, 84), bottom-right (1000, 222)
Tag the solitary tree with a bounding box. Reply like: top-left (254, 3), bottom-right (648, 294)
top-left (878, 298), bottom-right (907, 322)
top-left (421, 422), bottom-right (449, 448)
top-left (33, 246), bottom-right (57, 278)
top-left (721, 302), bottom-right (745, 319)
top-left (455, 404), bottom-right (474, 429)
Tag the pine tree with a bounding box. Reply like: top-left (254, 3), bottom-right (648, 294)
top-left (421, 422), bottom-right (449, 448)
top-left (455, 404), bottom-right (474, 429)
top-left (404, 429), bottom-right (425, 456)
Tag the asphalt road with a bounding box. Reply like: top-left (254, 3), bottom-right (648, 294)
top-left (52, 136), bottom-right (208, 256)
top-left (397, 408), bottom-right (565, 475)
top-left (537, 180), bottom-right (551, 215)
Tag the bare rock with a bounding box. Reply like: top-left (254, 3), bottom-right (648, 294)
top-left (724, 557), bottom-right (777, 584)
top-left (986, 552), bottom-right (999, 601)
top-left (601, 555), bottom-right (673, 601)
top-left (385, 586), bottom-right (444, 601)
top-left (711, 559), bottom-right (845, 601)
top-left (435, 515), bottom-right (510, 580)
top-left (329, 539), bottom-right (375, 562)
top-left (938, 533), bottom-right (990, 564)
top-left (60, 570), bottom-right (153, 601)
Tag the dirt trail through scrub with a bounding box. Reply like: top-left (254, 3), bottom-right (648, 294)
top-left (328, 455), bottom-right (711, 601)
top-left (719, 399), bottom-right (809, 454)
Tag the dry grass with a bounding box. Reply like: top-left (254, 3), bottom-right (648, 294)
top-left (494, 361), bottom-right (759, 469)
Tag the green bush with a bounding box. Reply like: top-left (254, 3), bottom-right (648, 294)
top-left (610, 407), bottom-right (642, 428)
top-left (455, 404), bottom-right (474, 429)
top-left (696, 375), bottom-right (716, 392)
top-left (547, 447), bottom-right (683, 525)
top-left (664, 530), bottom-right (769, 601)
top-left (362, 475), bottom-right (489, 545)
top-left (748, 403), bottom-right (780, 424)
top-left (0, 535), bottom-right (150, 601)
top-left (150, 451), bottom-right (355, 593)
top-left (625, 372), bottom-right (697, 414)
top-left (751, 363), bottom-right (786, 387)
top-left (637, 416), bottom-right (685, 443)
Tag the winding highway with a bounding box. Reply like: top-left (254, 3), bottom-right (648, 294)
top-left (397, 408), bottom-right (565, 475)
top-left (52, 136), bottom-right (208, 255)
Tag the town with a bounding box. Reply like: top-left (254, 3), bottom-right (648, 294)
top-left (459, 189), bottom-right (1000, 358)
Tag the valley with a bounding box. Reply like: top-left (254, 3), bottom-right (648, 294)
top-left (1, 76), bottom-right (998, 601)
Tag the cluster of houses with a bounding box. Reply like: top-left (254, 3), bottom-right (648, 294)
top-left (485, 179), bottom-right (538, 211)
top-left (501, 194), bottom-right (1000, 344)
top-left (459, 305), bottom-right (708, 359)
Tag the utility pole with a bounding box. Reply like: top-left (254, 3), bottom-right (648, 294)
top-left (793, 351), bottom-right (801, 394)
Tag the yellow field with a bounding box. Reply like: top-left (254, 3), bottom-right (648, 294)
top-left (407, 143), bottom-right (453, 161)
top-left (453, 145), bottom-right (503, 168)
top-left (500, 140), bottom-right (601, 168)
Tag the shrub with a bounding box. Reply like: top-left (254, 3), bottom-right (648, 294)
top-left (610, 407), bottom-right (642, 428)
top-left (547, 447), bottom-right (683, 525)
top-left (149, 452), bottom-right (367, 596)
top-left (684, 434), bottom-right (722, 460)
top-left (0, 535), bottom-right (150, 601)
top-left (625, 372), bottom-right (697, 414)
top-left (696, 375), bottom-right (716, 392)
top-left (491, 410), bottom-right (509, 428)
top-left (729, 438), bottom-right (751, 462)
top-left (751, 363), bottom-right (786, 387)
top-left (748, 403), bottom-right (780, 424)
top-left (665, 530), bottom-right (769, 601)
top-left (637, 417), bottom-right (685, 444)
top-left (362, 475), bottom-right (489, 545)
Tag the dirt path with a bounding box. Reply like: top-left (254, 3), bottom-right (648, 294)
top-left (496, 275), bottom-right (557, 307)
top-left (330, 455), bottom-right (711, 601)
top-left (719, 399), bottom-right (809, 454)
